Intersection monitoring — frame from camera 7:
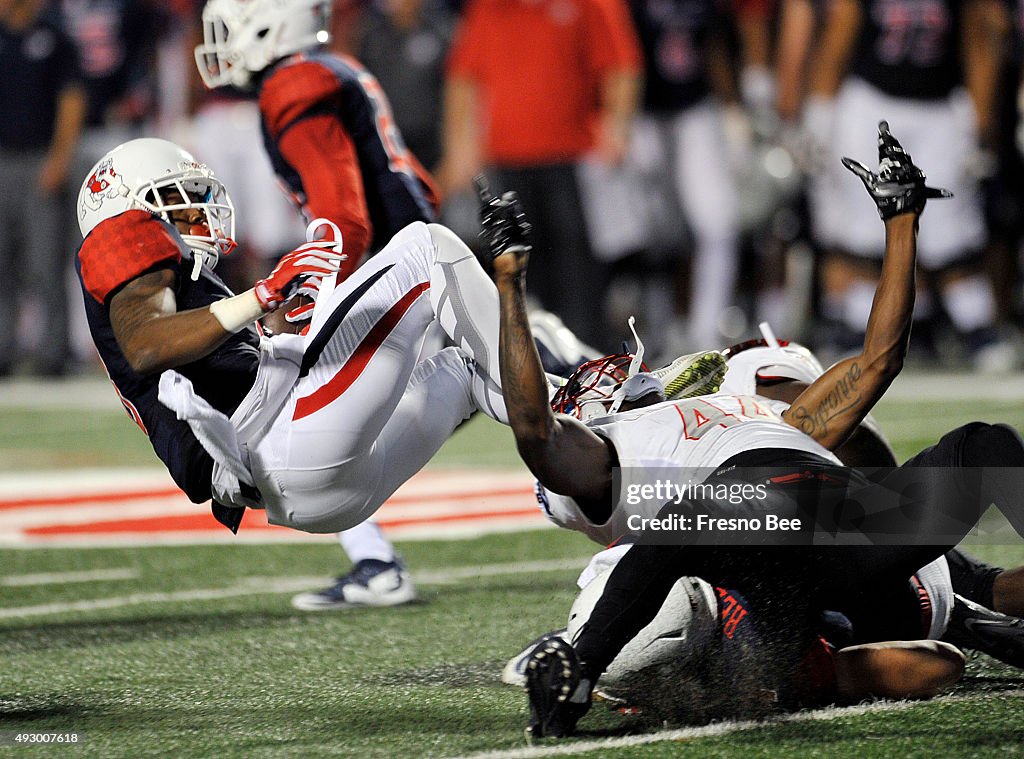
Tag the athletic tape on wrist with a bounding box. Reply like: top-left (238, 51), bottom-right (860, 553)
top-left (209, 289), bottom-right (265, 333)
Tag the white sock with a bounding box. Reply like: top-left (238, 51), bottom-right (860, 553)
top-left (338, 521), bottom-right (396, 564)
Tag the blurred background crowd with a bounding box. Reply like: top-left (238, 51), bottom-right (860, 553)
top-left (3, 0), bottom-right (1024, 377)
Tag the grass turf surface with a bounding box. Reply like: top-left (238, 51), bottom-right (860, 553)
top-left (1, 383), bottom-right (1024, 756)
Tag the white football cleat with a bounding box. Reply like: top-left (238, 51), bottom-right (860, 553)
top-left (652, 351), bottom-right (728, 400)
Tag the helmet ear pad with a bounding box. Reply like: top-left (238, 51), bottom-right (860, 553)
top-left (609, 372), bottom-right (665, 414)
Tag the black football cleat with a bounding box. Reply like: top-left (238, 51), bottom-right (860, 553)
top-left (942, 593), bottom-right (1024, 669)
top-left (525, 637), bottom-right (591, 739)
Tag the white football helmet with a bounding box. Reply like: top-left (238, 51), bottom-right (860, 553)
top-left (195, 0), bottom-right (332, 90)
top-left (719, 322), bottom-right (826, 396)
top-left (567, 553), bottom-right (718, 694)
top-left (78, 138), bottom-right (236, 277)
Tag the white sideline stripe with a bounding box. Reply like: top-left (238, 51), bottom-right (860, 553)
top-left (0, 558), bottom-right (584, 619)
top-left (1, 371), bottom-right (1022, 411)
top-left (0, 468), bottom-right (176, 496)
top-left (1, 568), bottom-right (138, 586)
top-left (0, 519), bottom-right (553, 549)
top-left (449, 698), bottom-right (988, 759)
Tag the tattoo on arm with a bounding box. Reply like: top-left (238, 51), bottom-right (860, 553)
top-left (787, 362), bottom-right (863, 437)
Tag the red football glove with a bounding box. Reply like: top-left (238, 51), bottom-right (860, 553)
top-left (253, 242), bottom-right (345, 312)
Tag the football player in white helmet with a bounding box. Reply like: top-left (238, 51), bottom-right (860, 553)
top-left (75, 138), bottom-right (511, 547)
top-left (195, 0), bottom-right (331, 91)
top-left (195, 0), bottom-right (441, 611)
top-left (507, 311), bottom-right (1023, 729)
top-left (77, 138), bottom-right (236, 279)
top-left (503, 544), bottom-right (962, 724)
top-left (485, 123), bottom-right (1024, 737)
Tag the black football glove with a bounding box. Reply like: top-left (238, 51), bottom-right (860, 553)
top-left (474, 175), bottom-right (533, 258)
top-left (841, 121), bottom-right (952, 220)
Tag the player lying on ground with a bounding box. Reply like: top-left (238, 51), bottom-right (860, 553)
top-left (723, 335), bottom-right (1024, 667)
top-left (498, 339), bottom-right (994, 721)
top-left (75, 138), bottom-right (507, 535)
top-left (508, 549), bottom-right (964, 723)
top-left (495, 260), bottom-right (1024, 679)
top-left (488, 122), bottom-right (1024, 737)
top-left (534, 334), bottom-right (1024, 668)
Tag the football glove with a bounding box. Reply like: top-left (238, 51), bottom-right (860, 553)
top-left (283, 276), bottom-right (324, 327)
top-left (841, 121), bottom-right (952, 220)
top-left (475, 175), bottom-right (532, 258)
top-left (254, 241), bottom-right (345, 312)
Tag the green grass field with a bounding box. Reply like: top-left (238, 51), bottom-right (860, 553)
top-left (2, 378), bottom-right (1024, 757)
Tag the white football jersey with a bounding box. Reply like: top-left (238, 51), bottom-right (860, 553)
top-left (537, 393), bottom-right (840, 545)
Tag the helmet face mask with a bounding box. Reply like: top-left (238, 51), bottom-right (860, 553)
top-left (195, 0), bottom-right (333, 90)
top-left (78, 138), bottom-right (237, 277)
top-left (136, 168), bottom-right (237, 270)
top-left (551, 354), bottom-right (635, 422)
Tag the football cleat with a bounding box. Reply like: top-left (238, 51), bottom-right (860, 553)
top-left (525, 637), bottom-right (592, 739)
top-left (290, 559), bottom-right (418, 611)
top-left (653, 350), bottom-right (727, 400)
top-left (502, 629), bottom-right (569, 687)
top-left (942, 593), bottom-right (1024, 669)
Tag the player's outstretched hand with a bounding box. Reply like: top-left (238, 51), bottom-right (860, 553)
top-left (841, 121), bottom-right (952, 220)
top-left (475, 175), bottom-right (532, 280)
top-left (254, 241), bottom-right (345, 312)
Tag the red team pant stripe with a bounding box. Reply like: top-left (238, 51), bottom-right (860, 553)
top-left (293, 281), bottom-right (430, 420)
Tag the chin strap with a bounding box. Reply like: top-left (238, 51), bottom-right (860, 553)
top-left (609, 316), bottom-right (647, 415)
top-left (758, 321), bottom-right (780, 349)
top-left (190, 251), bottom-right (207, 281)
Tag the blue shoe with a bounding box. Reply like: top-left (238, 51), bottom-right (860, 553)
top-left (290, 559), bottom-right (418, 611)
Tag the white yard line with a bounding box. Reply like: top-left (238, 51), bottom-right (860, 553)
top-left (448, 698), bottom-right (994, 759)
top-left (0, 558), bottom-right (584, 619)
top-left (1, 568), bottom-right (139, 586)
top-left (0, 377), bottom-right (122, 410)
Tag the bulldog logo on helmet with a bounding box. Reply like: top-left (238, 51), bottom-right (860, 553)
top-left (79, 159), bottom-right (125, 219)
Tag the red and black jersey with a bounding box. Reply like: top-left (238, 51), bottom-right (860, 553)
top-left (75, 210), bottom-right (260, 504)
top-left (851, 0), bottom-right (964, 100)
top-left (258, 51), bottom-right (439, 277)
top-left (629, 0), bottom-right (726, 113)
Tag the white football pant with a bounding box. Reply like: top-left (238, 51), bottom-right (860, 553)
top-left (249, 222), bottom-right (506, 533)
